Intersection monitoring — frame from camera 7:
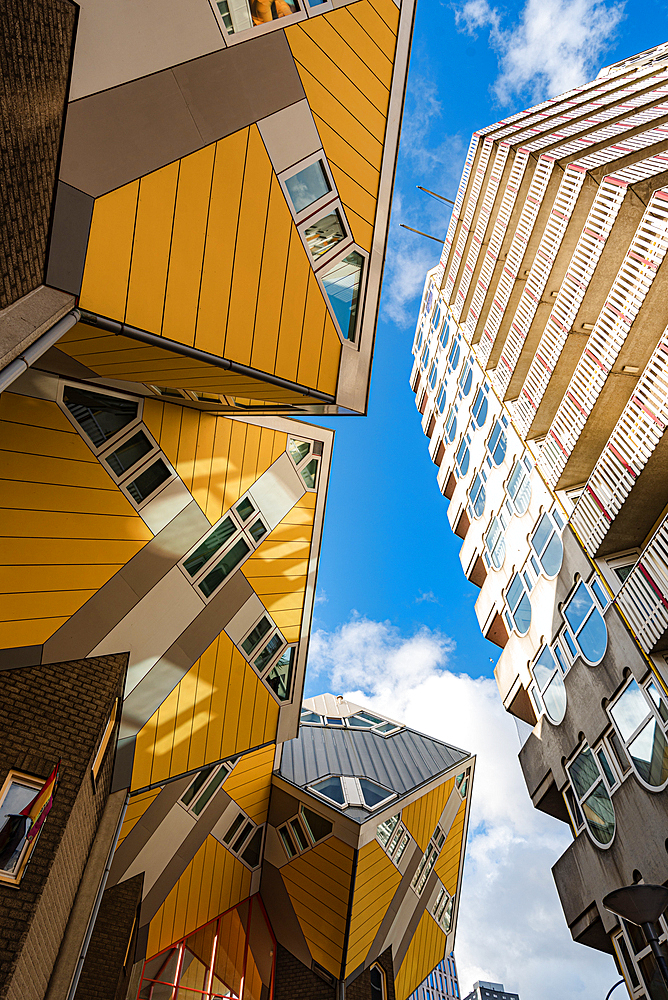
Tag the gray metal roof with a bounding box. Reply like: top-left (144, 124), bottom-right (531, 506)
top-left (278, 724), bottom-right (470, 823)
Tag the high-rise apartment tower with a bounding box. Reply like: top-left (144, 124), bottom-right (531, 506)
top-left (408, 952), bottom-right (461, 1000)
top-left (411, 41), bottom-right (668, 1000)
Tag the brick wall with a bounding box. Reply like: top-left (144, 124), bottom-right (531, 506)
top-left (348, 949), bottom-right (396, 1000)
top-left (74, 873), bottom-right (144, 1000)
top-left (0, 653), bottom-right (127, 1000)
top-left (0, 0), bottom-right (76, 309)
top-left (273, 946), bottom-right (396, 1000)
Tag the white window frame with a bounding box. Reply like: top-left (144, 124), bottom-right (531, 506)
top-left (58, 380), bottom-right (143, 454)
top-left (529, 646), bottom-right (567, 726)
top-left (308, 774), bottom-right (396, 812)
top-left (483, 505), bottom-right (510, 571)
top-left (529, 510), bottom-right (564, 579)
top-left (504, 572), bottom-right (532, 636)
top-left (411, 824), bottom-right (446, 896)
top-left (471, 382), bottom-right (489, 429)
top-left (607, 676), bottom-right (668, 792)
top-left (559, 578), bottom-right (609, 666)
top-left (0, 770), bottom-right (45, 886)
top-left (564, 742), bottom-right (616, 849)
top-left (219, 810), bottom-right (265, 869)
top-left (432, 884), bottom-right (455, 932)
top-left (505, 454), bottom-right (532, 516)
top-left (287, 435), bottom-right (321, 490)
top-left (486, 415), bottom-right (508, 468)
top-left (467, 466), bottom-right (487, 520)
top-left (179, 762), bottom-right (233, 818)
top-left (278, 151), bottom-right (338, 226)
top-left (278, 803), bottom-right (332, 859)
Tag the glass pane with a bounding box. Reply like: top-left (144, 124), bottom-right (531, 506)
top-left (614, 563), bottom-right (634, 583)
top-left (443, 895), bottom-right (454, 931)
top-left (448, 340), bottom-right (460, 371)
top-left (266, 647), bottom-right (295, 701)
top-left (639, 952), bottom-right (668, 1000)
top-left (565, 785), bottom-right (583, 828)
top-left (300, 711), bottom-right (321, 724)
top-left (0, 781), bottom-right (36, 873)
top-left (577, 609), bottom-right (607, 663)
top-left (541, 533), bottom-right (563, 577)
top-left (569, 747), bottom-right (598, 798)
top-left (312, 776), bottom-right (345, 805)
top-left (241, 616), bottom-right (272, 656)
top-left (597, 749), bottom-right (616, 789)
top-left (285, 161), bottom-right (331, 213)
top-left (241, 826), bottom-right (263, 867)
top-left (279, 826), bottom-right (297, 857)
top-left (533, 646), bottom-right (556, 690)
top-left (376, 814), bottom-right (399, 847)
top-left (105, 430), bottom-right (153, 476)
top-left (290, 818), bottom-right (309, 852)
top-left (514, 476), bottom-right (531, 514)
top-left (628, 717), bottom-right (668, 786)
top-left (609, 729), bottom-right (631, 773)
top-left (232, 821), bottom-right (253, 853)
top-left (592, 577), bottom-right (609, 608)
top-left (564, 630), bottom-right (578, 659)
top-left (305, 210), bottom-right (345, 259)
top-left (300, 458), bottom-right (319, 489)
top-left (513, 593), bottom-right (531, 635)
top-left (370, 966), bottom-right (384, 1000)
top-left (184, 517), bottom-right (237, 577)
top-left (181, 765), bottom-right (215, 807)
top-left (222, 815), bottom-right (244, 846)
top-left (582, 782), bottom-right (615, 845)
top-left (616, 934), bottom-right (640, 989)
top-left (648, 681), bottom-right (668, 723)
top-left (564, 583), bottom-right (593, 633)
top-left (322, 250), bottom-right (364, 341)
top-left (63, 386), bottom-right (138, 447)
top-left (199, 538), bottom-right (250, 597)
top-left (288, 439), bottom-right (310, 464)
top-left (192, 766), bottom-right (228, 815)
top-left (249, 518), bottom-right (267, 543)
top-left (531, 513), bottom-right (552, 558)
top-left (610, 680), bottom-right (650, 741)
top-left (126, 459), bottom-right (170, 504)
top-left (214, 904), bottom-right (248, 1000)
top-left (507, 574), bottom-right (523, 611)
top-left (461, 366), bottom-right (473, 396)
top-left (493, 431), bottom-right (507, 465)
top-left (253, 633), bottom-right (283, 673)
top-left (455, 440), bottom-right (469, 477)
top-left (394, 832), bottom-right (409, 862)
top-left (236, 497), bottom-right (255, 522)
top-left (446, 412), bottom-right (457, 442)
top-left (302, 806), bottom-right (332, 843)
top-left (543, 673), bottom-right (566, 724)
top-left (473, 391), bottom-right (488, 427)
top-left (326, 716), bottom-right (344, 725)
top-left (359, 778), bottom-right (389, 808)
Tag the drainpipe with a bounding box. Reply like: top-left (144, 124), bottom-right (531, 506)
top-left (0, 308), bottom-right (80, 393)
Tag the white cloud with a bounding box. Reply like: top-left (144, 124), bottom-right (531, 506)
top-left (415, 590), bottom-right (440, 604)
top-left (454, 0), bottom-right (625, 105)
top-left (307, 617), bottom-right (616, 1000)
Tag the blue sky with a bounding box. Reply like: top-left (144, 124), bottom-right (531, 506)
top-left (302, 3), bottom-right (668, 998)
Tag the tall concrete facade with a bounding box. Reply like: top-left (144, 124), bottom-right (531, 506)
top-left (0, 0), bottom-right (476, 998)
top-left (411, 41), bottom-right (668, 1000)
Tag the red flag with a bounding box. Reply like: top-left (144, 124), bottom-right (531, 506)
top-left (22, 761), bottom-right (60, 842)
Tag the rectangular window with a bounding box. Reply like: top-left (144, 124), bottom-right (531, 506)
top-left (126, 459), bottom-right (171, 504)
top-left (199, 538), bottom-right (250, 597)
top-left (305, 210), bottom-right (346, 260)
top-left (214, 0), bottom-right (299, 35)
top-left (286, 161), bottom-right (331, 214)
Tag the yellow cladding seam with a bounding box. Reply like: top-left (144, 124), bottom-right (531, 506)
top-left (139, 401), bottom-right (288, 526)
top-left (285, 0), bottom-right (399, 251)
top-left (434, 797), bottom-right (466, 896)
top-left (280, 837), bottom-right (355, 977)
top-left (146, 834), bottom-right (252, 959)
top-left (222, 745), bottom-right (275, 824)
top-left (243, 491), bottom-right (316, 642)
top-left (345, 839), bottom-right (402, 977)
top-left (75, 125), bottom-right (342, 398)
top-left (116, 788), bottom-right (161, 848)
top-left (401, 777), bottom-right (455, 853)
top-left (394, 909), bottom-right (447, 1000)
top-left (131, 633), bottom-right (280, 791)
top-left (0, 392), bottom-right (152, 649)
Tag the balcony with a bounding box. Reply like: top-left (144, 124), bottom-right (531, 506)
top-left (615, 510), bottom-right (668, 653)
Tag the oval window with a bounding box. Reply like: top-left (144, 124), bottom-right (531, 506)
top-left (472, 388), bottom-right (488, 428)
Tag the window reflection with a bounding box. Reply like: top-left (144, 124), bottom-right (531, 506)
top-left (305, 210), bottom-right (345, 259)
top-left (216, 0), bottom-right (299, 33)
top-left (609, 679), bottom-right (668, 788)
top-left (285, 161), bottom-right (330, 213)
top-left (322, 251), bottom-right (364, 342)
top-left (566, 745), bottom-right (615, 846)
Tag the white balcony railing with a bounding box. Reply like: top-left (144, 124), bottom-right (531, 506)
top-left (475, 153), bottom-right (555, 369)
top-left (464, 149), bottom-right (529, 345)
top-left (570, 326), bottom-right (668, 554)
top-left (451, 143), bottom-right (510, 322)
top-left (493, 164), bottom-right (587, 399)
top-left (513, 176), bottom-right (627, 437)
top-left (443, 139), bottom-right (494, 305)
top-left (440, 136), bottom-right (479, 276)
top-left (538, 187), bottom-right (668, 487)
top-left (616, 512), bottom-right (668, 652)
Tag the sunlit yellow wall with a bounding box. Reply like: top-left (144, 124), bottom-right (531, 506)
top-left (116, 788), bottom-right (161, 848)
top-left (223, 745), bottom-right (276, 824)
top-left (0, 391), bottom-right (152, 649)
top-left (401, 778), bottom-right (454, 852)
top-left (73, 125), bottom-right (342, 399)
top-left (131, 635), bottom-right (280, 790)
top-left (345, 839), bottom-right (401, 976)
top-left (434, 797), bottom-right (466, 896)
top-left (394, 909), bottom-right (447, 1000)
top-left (146, 835), bottom-right (252, 958)
top-left (141, 402), bottom-right (288, 526)
top-left (285, 0), bottom-right (399, 254)
top-left (280, 836), bottom-right (354, 977)
top-left (243, 491), bottom-right (316, 643)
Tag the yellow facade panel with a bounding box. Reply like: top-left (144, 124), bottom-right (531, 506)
top-left (195, 128), bottom-right (249, 357)
top-left (401, 778), bottom-right (454, 852)
top-left (148, 836), bottom-right (252, 958)
top-left (125, 161), bottom-right (179, 333)
top-left (294, 16), bottom-right (390, 112)
top-left (117, 788), bottom-right (161, 847)
top-left (318, 315), bottom-right (343, 394)
top-left (0, 479), bottom-right (136, 517)
top-left (223, 127), bottom-right (274, 367)
top-left (223, 745), bottom-right (275, 823)
top-left (249, 175), bottom-right (293, 376)
top-left (319, 9), bottom-right (393, 88)
top-left (286, 27), bottom-right (387, 139)
top-left (0, 617), bottom-right (69, 649)
top-left (132, 631), bottom-right (280, 789)
top-left (274, 230), bottom-right (310, 384)
top-left (296, 271), bottom-right (327, 390)
top-left (347, 2), bottom-right (398, 58)
top-left (0, 563), bottom-right (124, 595)
top-left (346, 840), bottom-right (401, 975)
top-left (162, 143), bottom-right (217, 346)
top-left (330, 164), bottom-right (378, 229)
top-left (0, 589), bottom-right (97, 623)
top-left (366, 0), bottom-right (400, 33)
top-left (395, 910), bottom-right (447, 1000)
top-left (173, 406), bottom-right (200, 492)
top-left (79, 180), bottom-right (139, 320)
top-left (312, 114), bottom-right (380, 199)
top-left (434, 797), bottom-right (466, 896)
